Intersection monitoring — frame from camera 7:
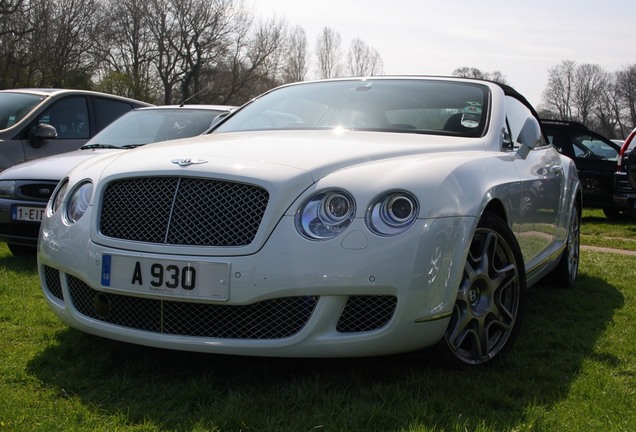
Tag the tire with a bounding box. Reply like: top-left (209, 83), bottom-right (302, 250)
top-left (549, 204), bottom-right (580, 289)
top-left (437, 212), bottom-right (527, 366)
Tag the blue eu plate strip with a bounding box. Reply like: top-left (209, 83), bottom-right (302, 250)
top-left (101, 254), bottom-right (111, 286)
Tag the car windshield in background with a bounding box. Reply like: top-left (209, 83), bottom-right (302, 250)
top-left (215, 79), bottom-right (490, 137)
top-left (82, 108), bottom-right (225, 148)
top-left (0, 92), bottom-right (45, 130)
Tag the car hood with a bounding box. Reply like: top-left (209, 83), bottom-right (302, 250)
top-left (85, 130), bottom-right (488, 256)
top-left (0, 148), bottom-right (119, 180)
top-left (96, 130), bottom-right (484, 182)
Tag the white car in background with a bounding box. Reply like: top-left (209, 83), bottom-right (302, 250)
top-left (0, 105), bottom-right (234, 255)
top-left (38, 77), bottom-right (581, 366)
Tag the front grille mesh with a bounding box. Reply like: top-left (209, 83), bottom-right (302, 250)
top-left (67, 275), bottom-right (318, 339)
top-left (44, 266), bottom-right (63, 300)
top-left (100, 177), bottom-right (269, 246)
top-left (337, 295), bottom-right (397, 332)
top-left (50, 271), bottom-right (397, 339)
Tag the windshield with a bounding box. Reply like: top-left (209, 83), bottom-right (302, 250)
top-left (0, 92), bottom-right (45, 130)
top-left (215, 79), bottom-right (490, 137)
top-left (84, 108), bottom-right (227, 147)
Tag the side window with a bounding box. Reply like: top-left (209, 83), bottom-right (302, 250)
top-left (505, 96), bottom-right (545, 149)
top-left (93, 98), bottom-right (134, 132)
top-left (546, 130), bottom-right (574, 158)
top-left (38, 97), bottom-right (89, 139)
top-left (570, 132), bottom-right (618, 161)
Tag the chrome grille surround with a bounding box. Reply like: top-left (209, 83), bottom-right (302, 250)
top-left (66, 275), bottom-right (318, 339)
top-left (99, 177), bottom-right (269, 246)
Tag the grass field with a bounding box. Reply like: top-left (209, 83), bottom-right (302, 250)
top-left (1, 210), bottom-right (635, 431)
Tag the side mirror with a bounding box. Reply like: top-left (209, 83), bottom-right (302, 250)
top-left (35, 123), bottom-right (58, 139)
top-left (31, 123), bottom-right (57, 147)
top-left (210, 110), bottom-right (232, 127)
top-left (516, 117), bottom-right (543, 159)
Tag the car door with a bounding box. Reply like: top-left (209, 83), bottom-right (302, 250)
top-left (566, 130), bottom-right (618, 208)
top-left (22, 96), bottom-right (91, 162)
top-left (507, 97), bottom-right (564, 266)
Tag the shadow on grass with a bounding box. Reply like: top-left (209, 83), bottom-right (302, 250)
top-left (27, 273), bottom-right (622, 431)
top-left (582, 213), bottom-right (636, 235)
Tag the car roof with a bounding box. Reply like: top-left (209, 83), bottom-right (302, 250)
top-left (539, 119), bottom-right (590, 131)
top-left (0, 88), bottom-right (152, 105)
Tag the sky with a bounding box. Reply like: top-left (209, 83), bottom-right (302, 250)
top-left (252, 0), bottom-right (635, 108)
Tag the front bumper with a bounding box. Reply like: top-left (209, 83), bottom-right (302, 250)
top-left (0, 198), bottom-right (45, 247)
top-left (613, 172), bottom-right (636, 210)
top-left (38, 215), bottom-right (474, 357)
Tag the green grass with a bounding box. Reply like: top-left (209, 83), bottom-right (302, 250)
top-left (581, 209), bottom-right (636, 251)
top-left (1, 214), bottom-right (635, 431)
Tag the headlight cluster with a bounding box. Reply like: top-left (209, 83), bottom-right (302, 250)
top-left (366, 192), bottom-right (419, 236)
top-left (296, 189), bottom-right (419, 240)
top-left (49, 179), bottom-right (93, 223)
top-left (296, 190), bottom-right (356, 240)
top-left (0, 180), bottom-right (15, 198)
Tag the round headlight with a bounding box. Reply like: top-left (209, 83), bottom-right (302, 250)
top-left (296, 190), bottom-right (355, 240)
top-left (66, 181), bottom-right (93, 223)
top-left (50, 179), bottom-right (69, 215)
top-left (366, 191), bottom-right (419, 236)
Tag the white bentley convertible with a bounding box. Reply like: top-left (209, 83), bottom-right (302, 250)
top-left (38, 77), bottom-right (581, 366)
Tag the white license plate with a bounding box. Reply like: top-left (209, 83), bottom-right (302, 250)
top-left (101, 254), bottom-right (229, 300)
top-left (12, 205), bottom-right (45, 222)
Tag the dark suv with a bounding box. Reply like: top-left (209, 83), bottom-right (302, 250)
top-left (541, 119), bottom-right (626, 219)
top-left (616, 128), bottom-right (636, 215)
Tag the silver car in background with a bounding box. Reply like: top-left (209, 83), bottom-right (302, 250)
top-left (0, 88), bottom-right (151, 171)
top-left (0, 104), bottom-right (234, 255)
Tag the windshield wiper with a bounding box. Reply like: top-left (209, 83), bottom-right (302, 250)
top-left (80, 143), bottom-right (147, 150)
top-left (80, 144), bottom-right (122, 150)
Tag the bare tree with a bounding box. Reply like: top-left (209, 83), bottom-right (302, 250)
top-left (594, 71), bottom-right (627, 138)
top-left (0, 0), bottom-right (32, 87)
top-left (30, 0), bottom-right (99, 88)
top-left (207, 13), bottom-right (290, 104)
top-left (346, 38), bottom-right (383, 76)
top-left (617, 64), bottom-right (636, 128)
top-left (542, 60), bottom-right (577, 120)
top-left (173, 0), bottom-right (239, 103)
top-left (574, 63), bottom-right (607, 125)
top-left (281, 25), bottom-right (308, 83)
top-left (315, 26), bottom-right (342, 79)
top-left (452, 67), bottom-right (508, 84)
top-left (146, 0), bottom-right (182, 104)
top-left (94, 0), bottom-right (156, 100)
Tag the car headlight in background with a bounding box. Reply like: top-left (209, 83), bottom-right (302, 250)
top-left (65, 181), bottom-right (93, 223)
top-left (0, 180), bottom-right (16, 198)
top-left (366, 191), bottom-right (419, 236)
top-left (296, 190), bottom-right (356, 240)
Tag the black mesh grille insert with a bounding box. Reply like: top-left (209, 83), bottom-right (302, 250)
top-left (99, 177), bottom-right (269, 246)
top-left (44, 266), bottom-right (63, 300)
top-left (66, 275), bottom-right (318, 339)
top-left (336, 295), bottom-right (397, 333)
